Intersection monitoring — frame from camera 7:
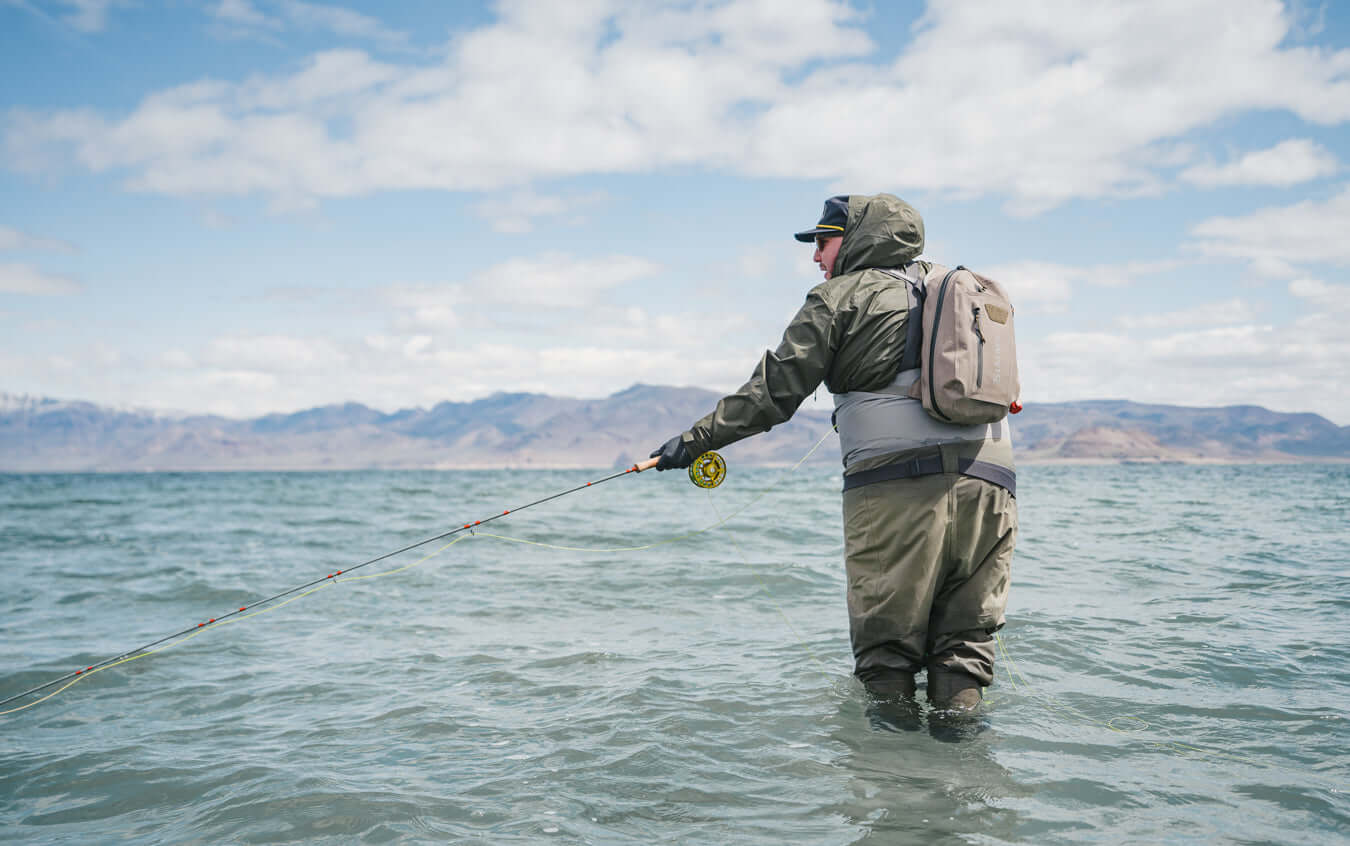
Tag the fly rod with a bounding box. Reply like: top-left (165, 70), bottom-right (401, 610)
top-left (0, 452), bottom-right (727, 711)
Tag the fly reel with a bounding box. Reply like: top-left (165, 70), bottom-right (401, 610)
top-left (688, 451), bottom-right (726, 489)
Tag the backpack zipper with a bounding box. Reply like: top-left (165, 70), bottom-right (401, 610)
top-left (972, 306), bottom-right (985, 389)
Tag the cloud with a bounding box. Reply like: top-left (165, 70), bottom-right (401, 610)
top-left (158, 349), bottom-right (197, 369)
top-left (279, 0), bottom-right (407, 46)
top-left (204, 369), bottom-right (280, 395)
top-left (382, 283), bottom-right (464, 331)
top-left (60, 0), bottom-right (126, 32)
top-left (3, 0), bottom-right (127, 33)
top-left (1023, 274), bottom-right (1350, 422)
top-left (1190, 183), bottom-right (1350, 269)
top-left (1117, 298), bottom-right (1257, 329)
top-left (471, 189), bottom-right (609, 233)
top-left (377, 252), bottom-right (662, 336)
top-left (0, 262), bottom-right (82, 295)
top-left (4, 305), bottom-right (761, 418)
top-left (10, 268), bottom-right (1347, 421)
top-left (467, 252), bottom-right (661, 308)
top-left (0, 243), bottom-right (756, 417)
top-left (750, 0), bottom-right (1350, 214)
top-left (1180, 139), bottom-right (1340, 187)
top-left (984, 259), bottom-right (1186, 313)
top-left (0, 225), bottom-right (76, 252)
top-left (204, 334), bottom-right (348, 371)
top-left (208, 0), bottom-right (407, 45)
top-left (15, 0), bottom-right (1349, 211)
top-left (1289, 276), bottom-right (1344, 305)
top-left (211, 0), bottom-right (276, 29)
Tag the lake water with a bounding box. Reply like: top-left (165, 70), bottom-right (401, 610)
top-left (2, 461), bottom-right (1348, 844)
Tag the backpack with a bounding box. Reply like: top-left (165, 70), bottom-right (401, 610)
top-left (887, 263), bottom-right (1021, 425)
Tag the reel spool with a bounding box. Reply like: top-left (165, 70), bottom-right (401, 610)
top-left (688, 451), bottom-right (726, 489)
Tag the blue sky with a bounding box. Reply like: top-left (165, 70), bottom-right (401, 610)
top-left (3, 0), bottom-right (1349, 423)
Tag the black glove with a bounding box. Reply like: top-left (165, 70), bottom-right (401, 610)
top-left (650, 435), bottom-right (694, 471)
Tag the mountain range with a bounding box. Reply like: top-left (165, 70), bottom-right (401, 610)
top-left (3, 387), bottom-right (1348, 472)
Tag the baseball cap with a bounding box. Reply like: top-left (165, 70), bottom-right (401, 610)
top-left (793, 195), bottom-right (849, 242)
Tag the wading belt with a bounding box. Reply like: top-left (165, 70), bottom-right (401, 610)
top-left (841, 450), bottom-right (1016, 497)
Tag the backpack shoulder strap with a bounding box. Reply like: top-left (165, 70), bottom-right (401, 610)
top-left (879, 264), bottom-right (928, 373)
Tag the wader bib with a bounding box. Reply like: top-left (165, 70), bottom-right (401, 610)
top-left (834, 368), bottom-right (1018, 686)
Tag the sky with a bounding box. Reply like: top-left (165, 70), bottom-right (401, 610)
top-left (2, 0), bottom-right (1349, 424)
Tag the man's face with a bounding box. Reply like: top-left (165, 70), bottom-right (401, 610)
top-left (814, 235), bottom-right (843, 279)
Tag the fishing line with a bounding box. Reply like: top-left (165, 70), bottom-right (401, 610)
top-left (0, 532), bottom-right (479, 716)
top-left (2, 434), bottom-right (837, 715)
top-left (0, 460), bottom-right (684, 714)
top-left (19, 423), bottom-right (1291, 783)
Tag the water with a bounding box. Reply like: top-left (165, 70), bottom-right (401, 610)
top-left (1, 463), bottom-right (1347, 844)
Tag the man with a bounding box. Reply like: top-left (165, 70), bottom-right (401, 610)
top-left (649, 193), bottom-right (1017, 712)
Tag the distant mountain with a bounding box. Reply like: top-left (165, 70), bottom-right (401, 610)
top-left (1011, 400), bottom-right (1350, 462)
top-left (0, 386), bottom-right (832, 472)
top-left (2, 388), bottom-right (1347, 472)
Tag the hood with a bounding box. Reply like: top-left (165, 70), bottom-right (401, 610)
top-left (834, 193), bottom-right (925, 276)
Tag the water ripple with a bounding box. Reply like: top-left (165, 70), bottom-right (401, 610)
top-left (1, 466), bottom-right (1348, 844)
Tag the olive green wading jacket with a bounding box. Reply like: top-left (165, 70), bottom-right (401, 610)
top-left (680, 194), bottom-right (926, 458)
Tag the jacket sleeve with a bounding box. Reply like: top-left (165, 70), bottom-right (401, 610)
top-left (682, 291), bottom-right (836, 455)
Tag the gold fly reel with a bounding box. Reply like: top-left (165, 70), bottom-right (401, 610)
top-left (688, 451), bottom-right (726, 489)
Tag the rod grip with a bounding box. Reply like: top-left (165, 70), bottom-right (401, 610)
top-left (634, 457), bottom-right (660, 472)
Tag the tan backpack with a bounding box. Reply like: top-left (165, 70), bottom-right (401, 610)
top-left (889, 263), bottom-right (1021, 425)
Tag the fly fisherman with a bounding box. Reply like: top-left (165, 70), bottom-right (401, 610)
top-left (647, 194), bottom-right (1017, 714)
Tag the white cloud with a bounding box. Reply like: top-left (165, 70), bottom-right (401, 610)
top-left (10, 269), bottom-right (1347, 420)
top-left (1024, 281), bottom-right (1350, 422)
top-left (0, 225), bottom-right (76, 252)
top-left (280, 0), bottom-right (407, 46)
top-left (466, 253), bottom-right (661, 308)
top-left (158, 349), bottom-right (197, 369)
top-left (376, 253), bottom-right (662, 336)
top-left (984, 259), bottom-right (1186, 313)
top-left (15, 0), bottom-right (1349, 211)
top-left (751, 0), bottom-right (1350, 214)
top-left (1117, 298), bottom-right (1257, 329)
top-left (983, 261), bottom-right (1076, 310)
top-left (0, 262), bottom-right (82, 295)
top-left (60, 0), bottom-right (126, 32)
top-left (212, 0), bottom-right (276, 29)
top-left (1289, 277), bottom-right (1342, 304)
top-left (2, 266), bottom-right (764, 416)
top-left (472, 189), bottom-right (609, 234)
top-left (205, 369), bottom-right (280, 395)
top-left (382, 283), bottom-right (464, 331)
top-left (1190, 183), bottom-right (1350, 269)
top-left (1288, 0), bottom-right (1328, 39)
top-left (209, 0), bottom-right (406, 45)
top-left (205, 334), bottom-right (348, 370)
top-left (1180, 139), bottom-right (1339, 187)
top-left (236, 49), bottom-right (403, 111)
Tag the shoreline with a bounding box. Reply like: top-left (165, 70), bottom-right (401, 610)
top-left (4, 455), bottom-right (1349, 474)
